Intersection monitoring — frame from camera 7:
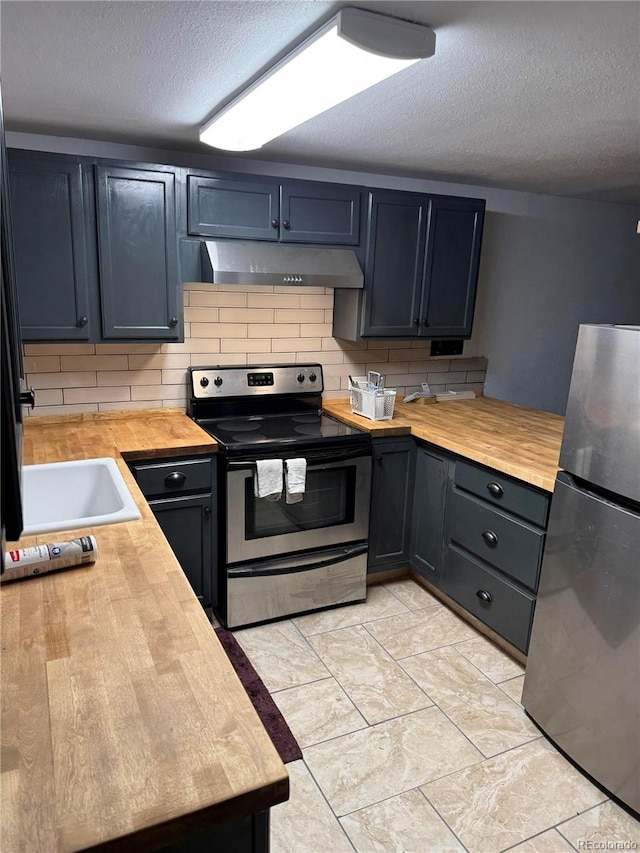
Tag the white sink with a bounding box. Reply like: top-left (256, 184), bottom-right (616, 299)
top-left (21, 457), bottom-right (141, 536)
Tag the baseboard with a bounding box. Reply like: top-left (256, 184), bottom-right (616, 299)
top-left (367, 566), bottom-right (410, 585)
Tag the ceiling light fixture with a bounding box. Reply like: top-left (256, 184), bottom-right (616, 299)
top-left (199, 7), bottom-right (436, 152)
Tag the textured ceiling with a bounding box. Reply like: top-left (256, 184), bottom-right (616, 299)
top-left (1, 0), bottom-right (639, 203)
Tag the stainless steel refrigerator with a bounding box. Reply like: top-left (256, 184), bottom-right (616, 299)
top-left (523, 324), bottom-right (640, 815)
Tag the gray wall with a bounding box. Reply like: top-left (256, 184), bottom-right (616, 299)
top-left (8, 131), bottom-right (640, 415)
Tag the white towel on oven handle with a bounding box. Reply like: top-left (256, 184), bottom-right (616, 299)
top-left (285, 458), bottom-right (306, 504)
top-left (254, 459), bottom-right (283, 501)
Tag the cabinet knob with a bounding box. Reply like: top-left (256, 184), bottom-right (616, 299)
top-left (169, 317), bottom-right (178, 327)
top-left (414, 318), bottom-right (420, 328)
top-left (165, 471), bottom-right (186, 487)
top-left (271, 218), bottom-right (279, 229)
top-left (476, 589), bottom-right (493, 604)
top-left (20, 387), bottom-right (36, 409)
top-left (282, 220), bottom-right (290, 230)
top-left (487, 482), bottom-right (504, 498)
top-left (422, 319), bottom-right (429, 326)
top-left (203, 505), bottom-right (211, 516)
top-left (481, 529), bottom-right (499, 547)
top-left (376, 455), bottom-right (383, 464)
top-left (77, 316), bottom-right (88, 327)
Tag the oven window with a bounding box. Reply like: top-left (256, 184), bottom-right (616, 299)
top-left (246, 466), bottom-right (356, 539)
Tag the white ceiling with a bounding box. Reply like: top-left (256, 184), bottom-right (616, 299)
top-left (1, 1), bottom-right (639, 203)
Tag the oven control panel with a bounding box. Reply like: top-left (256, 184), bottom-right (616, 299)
top-left (189, 364), bottom-right (324, 399)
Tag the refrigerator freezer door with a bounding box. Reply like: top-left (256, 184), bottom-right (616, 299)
top-left (560, 324), bottom-right (640, 503)
top-left (522, 473), bottom-right (640, 813)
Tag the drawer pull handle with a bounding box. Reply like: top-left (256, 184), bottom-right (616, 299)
top-left (476, 589), bottom-right (493, 603)
top-left (481, 529), bottom-right (499, 547)
top-left (487, 482), bottom-right (504, 497)
top-left (165, 471), bottom-right (187, 487)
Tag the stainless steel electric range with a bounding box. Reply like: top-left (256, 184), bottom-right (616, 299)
top-left (188, 363), bottom-right (372, 629)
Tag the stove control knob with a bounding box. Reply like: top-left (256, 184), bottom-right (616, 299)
top-left (214, 376), bottom-right (223, 387)
top-left (309, 372), bottom-right (317, 382)
top-left (200, 377), bottom-right (209, 388)
top-left (297, 373), bottom-right (305, 383)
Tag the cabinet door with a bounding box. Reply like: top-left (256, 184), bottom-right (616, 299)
top-left (187, 175), bottom-right (280, 241)
top-left (280, 182), bottom-right (361, 245)
top-left (362, 191), bottom-right (426, 337)
top-left (96, 165), bottom-right (181, 339)
top-left (149, 493), bottom-right (215, 606)
top-left (410, 446), bottom-right (450, 584)
top-left (368, 438), bottom-right (416, 571)
top-left (8, 152), bottom-right (93, 340)
top-left (420, 196), bottom-right (485, 338)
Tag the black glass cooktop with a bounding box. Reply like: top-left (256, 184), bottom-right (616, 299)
top-left (197, 412), bottom-right (364, 448)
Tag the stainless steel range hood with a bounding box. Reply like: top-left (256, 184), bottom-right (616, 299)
top-left (200, 241), bottom-right (363, 288)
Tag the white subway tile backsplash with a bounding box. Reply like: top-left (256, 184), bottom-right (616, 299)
top-left (99, 400), bottom-right (164, 412)
top-left (60, 354), bottom-right (129, 371)
top-left (184, 307), bottom-right (219, 323)
top-left (23, 356), bottom-right (61, 373)
top-left (273, 338), bottom-right (322, 353)
top-left (427, 371), bottom-right (468, 384)
top-left (31, 403), bottom-right (99, 417)
top-left (21, 284), bottom-right (486, 415)
top-left (275, 309), bottom-right (325, 324)
top-left (63, 386), bottom-right (130, 405)
top-left (219, 307), bottom-right (274, 323)
top-left (97, 370), bottom-right (162, 386)
top-left (247, 293), bottom-right (300, 309)
top-left (32, 389), bottom-right (64, 406)
top-left (249, 323), bottom-right (299, 339)
top-left (128, 354), bottom-right (191, 370)
top-left (190, 291), bottom-right (247, 308)
top-left (24, 343), bottom-right (95, 356)
top-left (28, 371), bottom-right (97, 389)
top-left (221, 338), bottom-right (272, 353)
top-left (95, 344), bottom-right (159, 354)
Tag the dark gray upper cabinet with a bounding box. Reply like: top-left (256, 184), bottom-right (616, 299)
top-left (362, 192), bottom-right (426, 336)
top-left (96, 165), bottom-right (180, 339)
top-left (368, 438), bottom-right (416, 571)
top-left (410, 444), bottom-right (451, 584)
top-left (280, 182), bottom-right (360, 245)
top-left (187, 175), bottom-right (280, 241)
top-left (187, 172), bottom-right (362, 246)
top-left (332, 190), bottom-right (486, 341)
top-left (421, 196), bottom-right (485, 337)
top-left (8, 152), bottom-right (93, 340)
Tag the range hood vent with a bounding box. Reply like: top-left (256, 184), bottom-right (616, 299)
top-left (200, 241), bottom-right (363, 289)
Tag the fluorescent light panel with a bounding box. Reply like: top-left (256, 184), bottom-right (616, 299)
top-left (200, 8), bottom-right (436, 152)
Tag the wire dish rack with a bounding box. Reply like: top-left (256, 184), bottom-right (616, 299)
top-left (350, 377), bottom-right (397, 421)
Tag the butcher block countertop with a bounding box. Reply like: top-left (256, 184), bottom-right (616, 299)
top-left (323, 396), bottom-right (564, 493)
top-left (1, 411), bottom-right (288, 853)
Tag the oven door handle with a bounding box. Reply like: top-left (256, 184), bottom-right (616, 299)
top-left (227, 543), bottom-right (368, 578)
top-left (226, 446), bottom-right (371, 470)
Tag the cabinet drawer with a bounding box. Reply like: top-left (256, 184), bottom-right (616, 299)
top-left (448, 489), bottom-right (543, 590)
top-left (133, 457), bottom-right (213, 498)
top-left (454, 459), bottom-right (549, 526)
top-left (444, 544), bottom-right (535, 653)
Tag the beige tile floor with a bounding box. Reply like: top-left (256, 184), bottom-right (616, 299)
top-left (233, 580), bottom-right (640, 853)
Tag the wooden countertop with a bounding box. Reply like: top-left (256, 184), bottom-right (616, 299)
top-left (324, 396), bottom-right (564, 492)
top-left (1, 411), bottom-right (288, 852)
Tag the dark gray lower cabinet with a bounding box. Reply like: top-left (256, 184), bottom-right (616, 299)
top-left (368, 438), bottom-right (416, 571)
top-left (149, 493), bottom-right (213, 606)
top-left (130, 456), bottom-right (217, 607)
top-left (409, 445), bottom-right (450, 584)
top-left (156, 811), bottom-right (269, 853)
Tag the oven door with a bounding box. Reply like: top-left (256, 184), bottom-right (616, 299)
top-left (226, 542), bottom-right (368, 628)
top-left (226, 445), bottom-right (371, 565)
